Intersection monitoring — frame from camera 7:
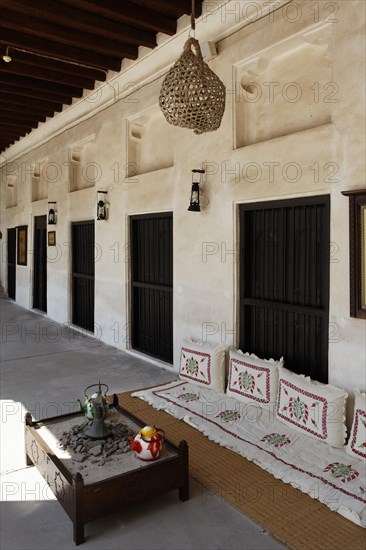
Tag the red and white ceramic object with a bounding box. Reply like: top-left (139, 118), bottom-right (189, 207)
top-left (129, 425), bottom-right (165, 461)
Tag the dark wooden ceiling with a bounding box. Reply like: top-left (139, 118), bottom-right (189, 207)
top-left (0, 0), bottom-right (203, 153)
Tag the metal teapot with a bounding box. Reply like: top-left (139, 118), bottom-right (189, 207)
top-left (77, 382), bottom-right (109, 421)
top-left (129, 425), bottom-right (165, 461)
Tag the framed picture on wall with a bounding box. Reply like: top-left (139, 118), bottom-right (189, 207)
top-left (48, 231), bottom-right (56, 246)
top-left (360, 204), bottom-right (366, 312)
top-left (341, 189), bottom-right (366, 319)
top-left (17, 225), bottom-right (28, 266)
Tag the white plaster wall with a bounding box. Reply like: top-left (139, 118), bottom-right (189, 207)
top-left (0, 1), bottom-right (365, 407)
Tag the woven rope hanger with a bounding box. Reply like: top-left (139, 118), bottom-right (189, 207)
top-left (159, 0), bottom-right (226, 135)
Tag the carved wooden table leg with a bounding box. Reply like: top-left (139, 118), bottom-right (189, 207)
top-left (178, 440), bottom-right (189, 501)
top-left (73, 473), bottom-right (85, 545)
top-left (25, 412), bottom-right (34, 466)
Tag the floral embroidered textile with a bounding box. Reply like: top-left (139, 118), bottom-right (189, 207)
top-left (216, 409), bottom-right (241, 422)
top-left (324, 462), bottom-right (359, 483)
top-left (261, 433), bottom-right (291, 448)
top-left (276, 366), bottom-right (348, 448)
top-left (180, 348), bottom-right (210, 385)
top-left (227, 358), bottom-right (270, 403)
top-left (178, 341), bottom-right (225, 393)
top-left (132, 380), bottom-right (366, 527)
top-left (226, 349), bottom-right (281, 408)
top-left (178, 392), bottom-right (200, 402)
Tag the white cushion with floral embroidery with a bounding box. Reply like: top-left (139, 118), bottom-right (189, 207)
top-left (276, 365), bottom-right (348, 448)
top-left (346, 389), bottom-right (366, 461)
top-left (179, 340), bottom-right (225, 393)
top-left (226, 349), bottom-right (282, 407)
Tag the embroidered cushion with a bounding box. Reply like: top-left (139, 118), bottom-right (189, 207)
top-left (226, 349), bottom-right (282, 407)
top-left (276, 365), bottom-right (348, 448)
top-left (179, 340), bottom-right (225, 393)
top-left (346, 389), bottom-right (366, 461)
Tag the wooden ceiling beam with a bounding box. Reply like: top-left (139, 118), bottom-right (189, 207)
top-left (0, 111), bottom-right (47, 124)
top-left (1, 10), bottom-right (141, 58)
top-left (0, 135), bottom-right (19, 142)
top-left (0, 47), bottom-right (106, 82)
top-left (0, 118), bottom-right (41, 129)
top-left (0, 127), bottom-right (24, 135)
top-left (0, 98), bottom-right (57, 117)
top-left (0, 120), bottom-right (36, 131)
top-left (0, 1), bottom-right (193, 148)
top-left (128, 0), bottom-right (201, 18)
top-left (0, 141), bottom-right (20, 146)
top-left (1, 145), bottom-right (20, 151)
top-left (60, 0), bottom-right (177, 35)
top-left (0, 116), bottom-right (46, 127)
top-left (0, 60), bottom-right (95, 90)
top-left (0, 73), bottom-right (83, 98)
top-left (0, 125), bottom-right (25, 132)
top-left (0, 122), bottom-right (38, 132)
top-left (0, 30), bottom-right (123, 70)
top-left (1, 134), bottom-right (28, 143)
top-left (0, 130), bottom-right (25, 138)
top-left (3, 0), bottom-right (157, 48)
top-left (0, 82), bottom-right (72, 105)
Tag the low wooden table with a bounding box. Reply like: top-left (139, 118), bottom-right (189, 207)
top-left (25, 394), bottom-right (189, 545)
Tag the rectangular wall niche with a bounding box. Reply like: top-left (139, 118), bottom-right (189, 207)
top-left (6, 176), bottom-right (17, 208)
top-left (234, 24), bottom-right (332, 148)
top-left (31, 158), bottom-right (48, 202)
top-left (127, 105), bottom-right (174, 177)
top-left (68, 134), bottom-right (96, 192)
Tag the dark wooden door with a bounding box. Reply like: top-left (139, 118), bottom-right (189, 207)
top-left (131, 213), bottom-right (173, 363)
top-left (239, 196), bottom-right (330, 382)
top-left (7, 228), bottom-right (16, 300)
top-left (72, 221), bottom-right (95, 332)
top-left (33, 215), bottom-right (47, 312)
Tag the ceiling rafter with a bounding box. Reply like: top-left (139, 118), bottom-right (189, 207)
top-left (2, 122), bottom-right (33, 132)
top-left (2, 0), bottom-right (158, 49)
top-left (0, 61), bottom-right (95, 89)
top-left (0, 104), bottom-right (49, 118)
top-left (0, 30), bottom-right (123, 70)
top-left (1, 130), bottom-right (24, 137)
top-left (0, 111), bottom-right (47, 124)
top-left (0, 99), bottom-right (65, 116)
top-left (1, 11), bottom-right (140, 57)
top-left (59, 0), bottom-right (177, 35)
top-left (0, 73), bottom-right (84, 97)
top-left (0, 48), bottom-right (106, 81)
top-left (129, 0), bottom-right (201, 19)
top-left (0, 0), bottom-right (204, 152)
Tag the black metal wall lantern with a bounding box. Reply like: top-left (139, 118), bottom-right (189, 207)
top-left (97, 191), bottom-right (108, 221)
top-left (188, 169), bottom-right (205, 212)
top-left (48, 202), bottom-right (57, 225)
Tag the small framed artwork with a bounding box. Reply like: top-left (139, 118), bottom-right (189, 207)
top-left (360, 204), bottom-right (366, 312)
top-left (17, 225), bottom-right (28, 266)
top-left (48, 231), bottom-right (56, 247)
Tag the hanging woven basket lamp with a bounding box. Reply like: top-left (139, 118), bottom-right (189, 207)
top-left (159, 1), bottom-right (226, 135)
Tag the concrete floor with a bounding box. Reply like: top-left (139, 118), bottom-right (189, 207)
top-left (0, 296), bottom-right (286, 550)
